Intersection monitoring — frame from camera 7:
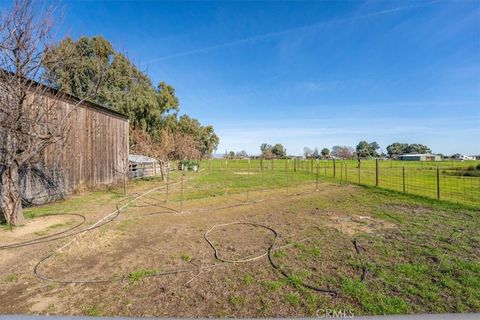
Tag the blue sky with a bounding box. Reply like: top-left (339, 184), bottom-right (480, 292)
top-left (4, 0), bottom-right (479, 155)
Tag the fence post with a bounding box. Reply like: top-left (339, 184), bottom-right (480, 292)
top-left (375, 158), bottom-right (379, 187)
top-left (224, 162), bottom-right (227, 195)
top-left (247, 159), bottom-right (250, 201)
top-left (358, 161), bottom-right (361, 184)
top-left (333, 159), bottom-right (336, 178)
top-left (261, 158), bottom-right (265, 192)
top-left (165, 164), bottom-right (170, 203)
top-left (324, 160), bottom-right (327, 176)
top-left (316, 163), bottom-right (319, 191)
top-left (271, 159), bottom-right (273, 172)
top-left (436, 166), bottom-right (440, 199)
top-left (340, 161), bottom-right (343, 182)
top-left (345, 164), bottom-right (348, 182)
top-left (286, 159), bottom-right (289, 195)
top-left (402, 165), bottom-right (405, 193)
top-left (180, 171), bottom-right (184, 211)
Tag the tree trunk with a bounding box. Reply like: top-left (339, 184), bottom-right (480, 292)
top-left (159, 160), bottom-right (166, 182)
top-left (1, 163), bottom-right (26, 226)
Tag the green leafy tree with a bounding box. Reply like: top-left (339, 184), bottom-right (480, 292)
top-left (356, 141), bottom-right (380, 159)
top-left (272, 144), bottom-right (286, 158)
top-left (175, 115), bottom-right (219, 159)
top-left (405, 144), bottom-right (431, 154)
top-left (260, 143), bottom-right (274, 159)
top-left (386, 143), bottom-right (408, 159)
top-left (321, 148), bottom-right (330, 158)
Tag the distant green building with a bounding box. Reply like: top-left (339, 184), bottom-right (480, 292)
top-left (398, 154), bottom-right (441, 161)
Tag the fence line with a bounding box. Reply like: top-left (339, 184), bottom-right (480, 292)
top-left (193, 159), bottom-right (479, 207)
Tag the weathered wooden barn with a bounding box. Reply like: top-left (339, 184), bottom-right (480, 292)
top-left (1, 85), bottom-right (129, 206)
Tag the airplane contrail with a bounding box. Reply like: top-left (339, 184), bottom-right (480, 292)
top-left (146, 1), bottom-right (439, 63)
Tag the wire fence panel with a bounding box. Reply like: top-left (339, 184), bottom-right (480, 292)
top-left (197, 159), bottom-right (479, 207)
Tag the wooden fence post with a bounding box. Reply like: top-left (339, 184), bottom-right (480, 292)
top-left (358, 161), bottom-right (361, 184)
top-left (165, 164), bottom-right (170, 203)
top-left (375, 158), bottom-right (379, 187)
top-left (261, 158), bottom-right (264, 192)
top-left (316, 163), bottom-right (319, 191)
top-left (180, 171), bottom-right (184, 210)
top-left (247, 159), bottom-right (250, 201)
top-left (402, 165), bottom-right (405, 193)
top-left (286, 159), bottom-right (289, 195)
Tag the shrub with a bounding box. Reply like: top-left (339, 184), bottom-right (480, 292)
top-left (180, 160), bottom-right (199, 171)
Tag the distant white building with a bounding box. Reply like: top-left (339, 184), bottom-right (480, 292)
top-left (398, 154), bottom-right (441, 161)
top-left (452, 154), bottom-right (476, 161)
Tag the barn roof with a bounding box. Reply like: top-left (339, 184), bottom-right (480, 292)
top-left (129, 154), bottom-right (159, 164)
top-left (399, 153), bottom-right (438, 157)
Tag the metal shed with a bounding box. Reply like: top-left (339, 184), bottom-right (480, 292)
top-left (398, 154), bottom-right (441, 161)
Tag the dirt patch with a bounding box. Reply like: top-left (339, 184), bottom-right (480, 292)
top-left (0, 215), bottom-right (79, 241)
top-left (323, 213), bottom-right (396, 236)
top-left (233, 171), bottom-right (257, 175)
top-left (30, 296), bottom-right (57, 313)
top-left (383, 203), bottom-right (434, 215)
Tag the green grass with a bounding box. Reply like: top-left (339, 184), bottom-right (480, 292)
top-left (128, 269), bottom-right (159, 283)
top-left (251, 183), bottom-right (479, 315)
top-left (84, 304), bottom-right (103, 316)
top-left (262, 280), bottom-right (286, 291)
top-left (284, 292), bottom-right (301, 306)
top-left (341, 278), bottom-right (409, 314)
top-left (4, 273), bottom-right (18, 282)
top-left (243, 273), bottom-right (255, 285)
top-left (194, 159), bottom-right (480, 207)
top-left (229, 295), bottom-right (245, 306)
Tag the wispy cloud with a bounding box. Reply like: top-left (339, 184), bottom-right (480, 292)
top-left (146, 1), bottom-right (439, 62)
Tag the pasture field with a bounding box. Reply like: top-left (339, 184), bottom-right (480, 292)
top-left (0, 169), bottom-right (479, 317)
top-left (200, 159), bottom-right (480, 207)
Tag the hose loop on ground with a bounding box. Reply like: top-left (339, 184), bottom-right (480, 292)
top-left (204, 221), bottom-right (338, 297)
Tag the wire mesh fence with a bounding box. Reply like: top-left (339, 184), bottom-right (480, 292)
top-left (316, 159), bottom-right (480, 207)
top-left (175, 159), bottom-right (480, 208)
top-left (0, 164), bottom-right (66, 207)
